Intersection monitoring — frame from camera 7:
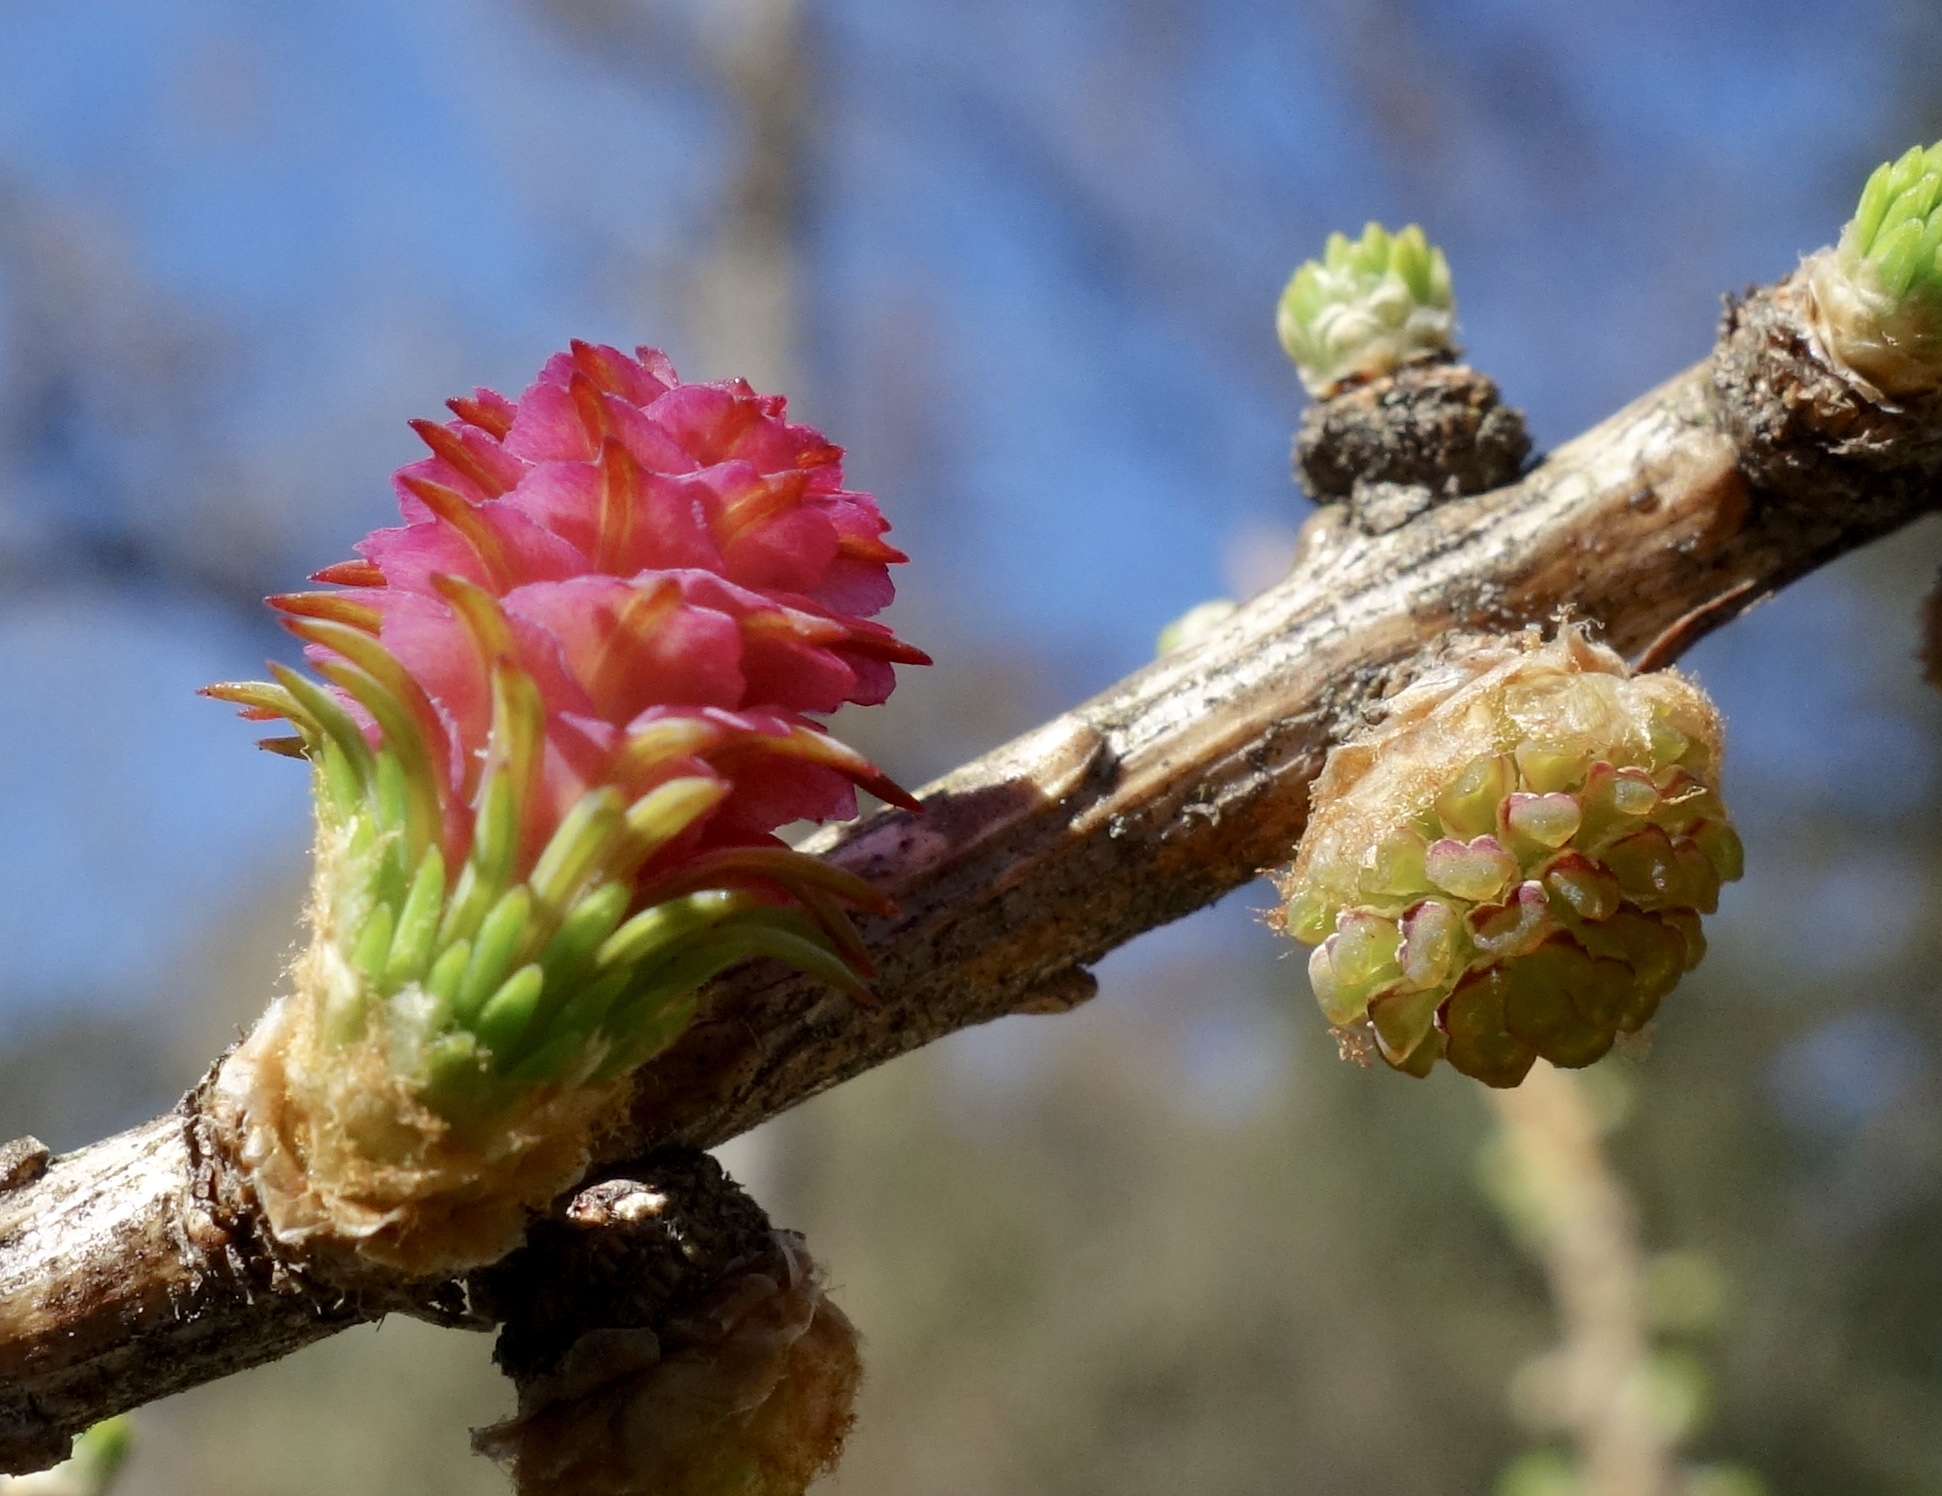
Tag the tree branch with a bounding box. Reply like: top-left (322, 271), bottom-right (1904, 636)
top-left (5, 278), bottom-right (1939, 1472)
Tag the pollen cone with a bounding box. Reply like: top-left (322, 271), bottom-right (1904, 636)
top-left (1277, 625), bottom-right (1740, 1088)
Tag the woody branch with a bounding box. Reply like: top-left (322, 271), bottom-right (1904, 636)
top-left (3, 268), bottom-right (1939, 1474)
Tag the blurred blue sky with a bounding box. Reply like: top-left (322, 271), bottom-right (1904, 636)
top-left (0, 0), bottom-right (1933, 1027)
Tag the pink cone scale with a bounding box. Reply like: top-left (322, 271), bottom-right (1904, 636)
top-left (1274, 625), bottom-right (1741, 1088)
top-left (204, 344), bottom-right (927, 1273)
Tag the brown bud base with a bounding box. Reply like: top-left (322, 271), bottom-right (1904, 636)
top-left (1275, 625), bottom-right (1740, 1087)
top-left (472, 1154), bottom-right (860, 1496)
top-left (1712, 273), bottom-right (1942, 513)
top-left (204, 993), bottom-right (622, 1280)
top-left (200, 832), bottom-right (628, 1280)
top-left (1294, 360), bottom-right (1532, 510)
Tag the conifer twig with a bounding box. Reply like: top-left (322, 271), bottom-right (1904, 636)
top-left (6, 273), bottom-right (1942, 1473)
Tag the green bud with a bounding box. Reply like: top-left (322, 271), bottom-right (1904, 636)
top-left (1283, 886), bottom-right (1334, 944)
top-left (622, 777), bottom-right (731, 861)
top-left (1516, 739), bottom-right (1591, 795)
top-left (1693, 820), bottom-right (1744, 882)
top-left (1844, 146), bottom-right (1942, 300)
top-left (1328, 911), bottom-right (1403, 989)
top-left (598, 889), bottom-right (748, 970)
top-left (1467, 881), bottom-right (1553, 961)
top-left (1504, 792), bottom-right (1581, 850)
top-left (1808, 140), bottom-right (1942, 395)
top-left (437, 858), bottom-right (495, 949)
top-left (1397, 898), bottom-right (1460, 989)
top-left (1359, 827), bottom-right (1433, 903)
top-left (425, 938), bottom-right (472, 1011)
top-left (472, 770), bottom-right (521, 890)
top-left (539, 879), bottom-right (632, 985)
top-left (349, 899), bottom-right (397, 982)
top-left (1436, 755), bottom-right (1514, 838)
top-left (1370, 984), bottom-right (1442, 1068)
top-left (1540, 851), bottom-right (1621, 923)
top-left (1277, 222), bottom-right (1456, 397)
top-left (1425, 834), bottom-right (1517, 902)
top-left (1602, 825), bottom-right (1681, 906)
top-left (1443, 969), bottom-right (1537, 1089)
top-left (529, 788), bottom-right (627, 913)
top-left (1504, 940), bottom-right (1614, 1069)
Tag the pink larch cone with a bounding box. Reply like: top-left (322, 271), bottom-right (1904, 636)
top-left (203, 343), bottom-right (927, 1274)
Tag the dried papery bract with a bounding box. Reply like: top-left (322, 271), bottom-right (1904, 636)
top-left (204, 343), bottom-right (926, 1276)
top-left (1804, 140), bottom-right (1942, 398)
top-left (471, 1156), bottom-right (860, 1496)
top-left (1275, 625), bottom-right (1741, 1087)
top-left (476, 1234), bottom-right (860, 1496)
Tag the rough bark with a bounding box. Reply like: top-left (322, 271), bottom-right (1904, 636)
top-left (0, 1115), bottom-right (357, 1473)
top-left (6, 279), bottom-right (1942, 1471)
top-left (0, 1085), bottom-right (474, 1474)
top-left (616, 284), bottom-right (1942, 1155)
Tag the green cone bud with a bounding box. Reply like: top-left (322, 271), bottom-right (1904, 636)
top-left (1806, 140), bottom-right (1942, 396)
top-left (1277, 222), bottom-right (1456, 397)
top-left (1274, 625), bottom-right (1741, 1087)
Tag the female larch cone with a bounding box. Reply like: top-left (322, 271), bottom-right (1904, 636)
top-left (1275, 624), bottom-right (1741, 1088)
top-left (204, 343), bottom-right (928, 1276)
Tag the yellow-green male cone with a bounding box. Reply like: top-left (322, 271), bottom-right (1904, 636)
top-left (1275, 625), bottom-right (1742, 1087)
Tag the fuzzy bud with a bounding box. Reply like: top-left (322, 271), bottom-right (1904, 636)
top-left (205, 344), bottom-right (926, 1274)
top-left (1804, 141), bottom-right (1942, 397)
top-left (1277, 223), bottom-right (1456, 398)
top-left (1274, 625), bottom-right (1741, 1087)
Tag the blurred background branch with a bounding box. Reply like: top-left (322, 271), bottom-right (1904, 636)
top-left (1484, 1066), bottom-right (1767, 1496)
top-left (1485, 1066), bottom-right (1677, 1496)
top-left (0, 175), bottom-right (265, 616)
